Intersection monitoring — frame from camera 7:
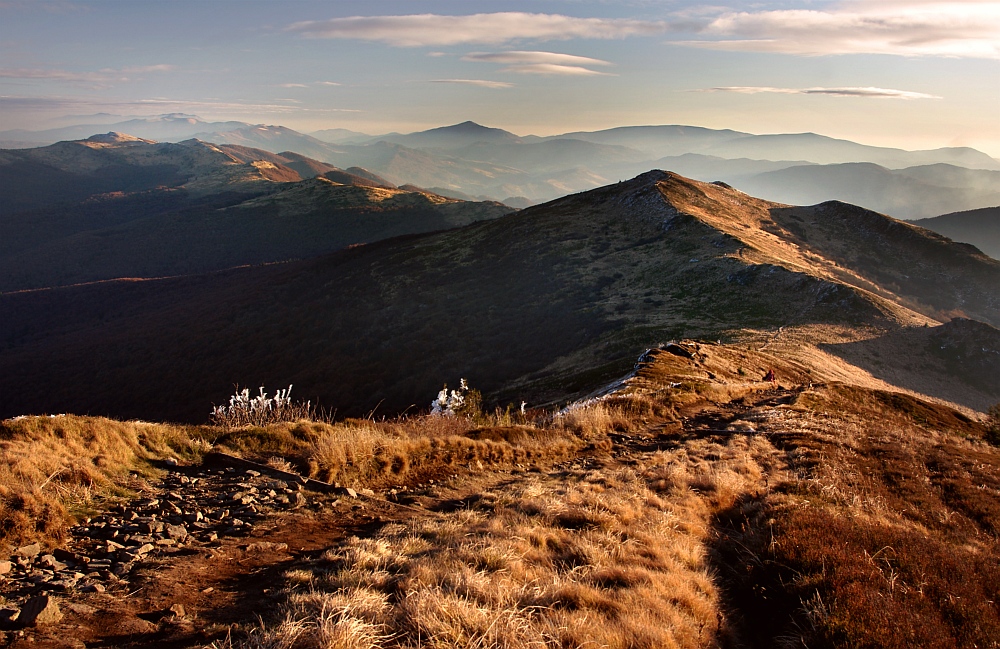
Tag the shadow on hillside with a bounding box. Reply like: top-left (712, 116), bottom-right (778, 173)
top-left (706, 493), bottom-right (799, 649)
top-left (819, 320), bottom-right (1000, 412)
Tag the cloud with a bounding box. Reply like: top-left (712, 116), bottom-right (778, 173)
top-left (429, 79), bottom-right (514, 89)
top-left (677, 1), bottom-right (1000, 58)
top-left (277, 81), bottom-right (341, 88)
top-left (501, 63), bottom-right (611, 76)
top-left (0, 64), bottom-right (174, 86)
top-left (0, 95), bottom-right (361, 116)
top-left (132, 98), bottom-right (360, 113)
top-left (285, 12), bottom-right (668, 47)
top-left (699, 86), bottom-right (942, 99)
top-left (463, 51), bottom-right (613, 76)
top-left (462, 51), bottom-right (610, 66)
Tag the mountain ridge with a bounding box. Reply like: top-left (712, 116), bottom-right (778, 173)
top-left (911, 206), bottom-right (1000, 260)
top-left (7, 119), bottom-right (998, 214)
top-left (1, 170), bottom-right (996, 423)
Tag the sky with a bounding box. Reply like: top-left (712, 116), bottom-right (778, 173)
top-left (1, 0), bottom-right (998, 156)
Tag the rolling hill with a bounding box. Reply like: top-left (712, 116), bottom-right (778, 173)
top-left (911, 206), bottom-right (1000, 260)
top-left (2, 171), bottom-right (997, 423)
top-left (0, 132), bottom-right (300, 215)
top-left (0, 135), bottom-right (511, 291)
top-left (0, 113), bottom-right (250, 149)
top-left (12, 118), bottom-right (999, 217)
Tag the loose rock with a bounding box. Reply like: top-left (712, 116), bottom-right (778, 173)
top-left (14, 544), bottom-right (41, 560)
top-left (18, 595), bottom-right (62, 626)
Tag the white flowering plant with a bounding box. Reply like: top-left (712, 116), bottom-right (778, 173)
top-left (430, 378), bottom-right (482, 419)
top-left (210, 384), bottom-right (314, 427)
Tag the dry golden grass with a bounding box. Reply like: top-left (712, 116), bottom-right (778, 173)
top-left (0, 415), bottom-right (214, 549)
top-left (0, 408), bottom-right (582, 551)
top-left (252, 468), bottom-right (725, 648)
top-left (8, 341), bottom-right (1000, 648)
top-left (214, 414), bottom-right (583, 491)
top-left (225, 394), bottom-right (787, 649)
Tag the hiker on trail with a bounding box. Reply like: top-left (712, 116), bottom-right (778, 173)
top-left (763, 368), bottom-right (776, 384)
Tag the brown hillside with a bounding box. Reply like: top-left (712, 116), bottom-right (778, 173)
top-left (0, 144), bottom-right (510, 291)
top-left (2, 342), bottom-right (998, 648)
top-left (1, 171), bottom-right (996, 423)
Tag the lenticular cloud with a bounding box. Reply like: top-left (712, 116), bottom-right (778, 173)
top-left (285, 12), bottom-right (668, 47)
top-left (701, 86), bottom-right (942, 99)
top-left (682, 1), bottom-right (1000, 58)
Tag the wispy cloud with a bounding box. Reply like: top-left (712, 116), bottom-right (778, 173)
top-left (0, 64), bottom-right (175, 87)
top-left (502, 63), bottom-right (611, 76)
top-left (698, 86), bottom-right (942, 99)
top-left (462, 51), bottom-right (610, 67)
top-left (463, 51), bottom-right (614, 76)
top-left (133, 98), bottom-right (360, 113)
top-left (276, 81), bottom-right (340, 88)
top-left (285, 12), bottom-right (668, 47)
top-left (678, 1), bottom-right (1000, 58)
top-left (429, 79), bottom-right (513, 89)
top-left (0, 95), bottom-right (361, 116)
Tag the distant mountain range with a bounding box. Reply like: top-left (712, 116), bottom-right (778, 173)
top-left (0, 134), bottom-right (509, 291)
top-left (2, 170), bottom-right (997, 422)
top-left (4, 117), bottom-right (999, 218)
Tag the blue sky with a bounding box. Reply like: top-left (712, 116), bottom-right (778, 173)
top-left (2, 0), bottom-right (998, 155)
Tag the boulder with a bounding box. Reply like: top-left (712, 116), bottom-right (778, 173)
top-left (165, 524), bottom-right (188, 540)
top-left (14, 542), bottom-right (41, 559)
top-left (18, 595), bottom-right (62, 626)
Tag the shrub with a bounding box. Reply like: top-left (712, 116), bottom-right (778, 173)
top-left (210, 385), bottom-right (315, 427)
top-left (429, 379), bottom-right (482, 420)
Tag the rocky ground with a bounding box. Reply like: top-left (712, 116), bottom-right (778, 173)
top-left (0, 455), bottom-right (422, 647)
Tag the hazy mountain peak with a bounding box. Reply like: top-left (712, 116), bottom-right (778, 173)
top-left (84, 132), bottom-right (155, 145)
top-left (443, 120), bottom-right (500, 132)
top-left (378, 121), bottom-right (521, 150)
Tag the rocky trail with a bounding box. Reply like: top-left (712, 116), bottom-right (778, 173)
top-left (0, 381), bottom-right (804, 649)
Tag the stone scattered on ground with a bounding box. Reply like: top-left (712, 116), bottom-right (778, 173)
top-left (0, 465), bottom-right (309, 613)
top-left (17, 595), bottom-right (62, 626)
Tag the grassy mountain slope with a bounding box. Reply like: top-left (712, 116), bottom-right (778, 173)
top-left (2, 171), bottom-right (996, 424)
top-left (0, 136), bottom-right (511, 291)
top-left (911, 206), bottom-right (1000, 260)
top-left (4, 342), bottom-right (998, 648)
top-left (0, 134), bottom-right (298, 215)
top-left (0, 178), bottom-right (509, 292)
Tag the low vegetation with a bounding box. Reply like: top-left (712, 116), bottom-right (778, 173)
top-left (712, 384), bottom-right (1000, 648)
top-left (4, 346), bottom-right (1000, 648)
top-left (0, 415), bottom-right (213, 549)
